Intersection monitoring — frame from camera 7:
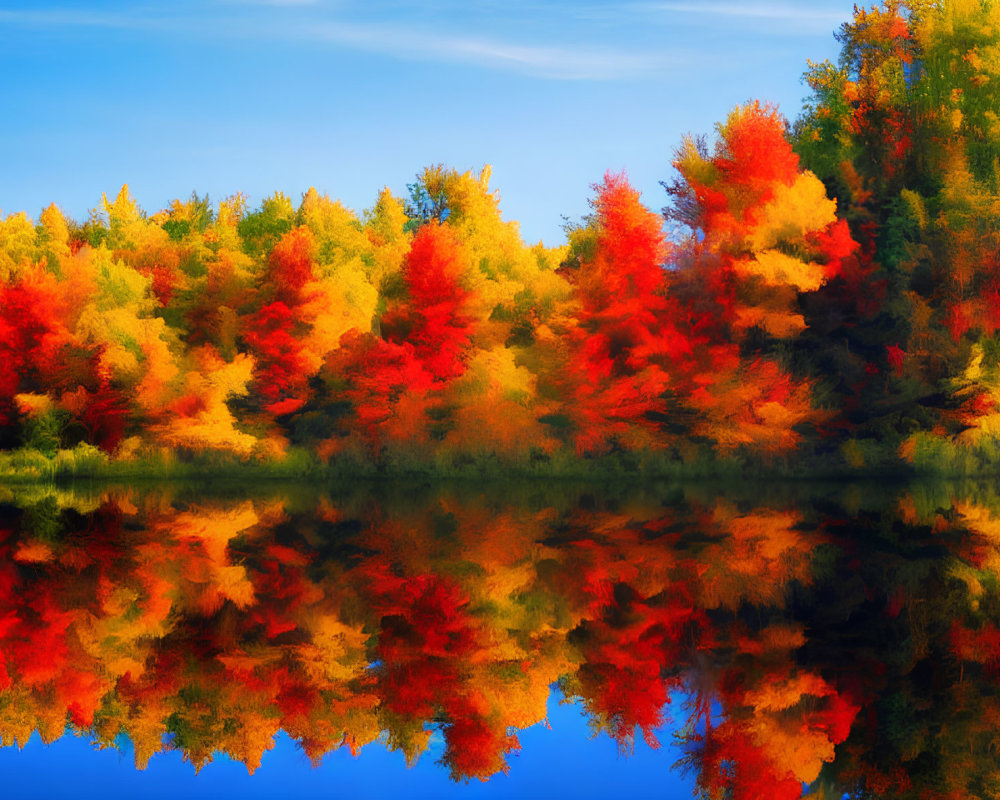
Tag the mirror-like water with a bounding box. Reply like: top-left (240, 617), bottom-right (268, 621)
top-left (0, 479), bottom-right (994, 798)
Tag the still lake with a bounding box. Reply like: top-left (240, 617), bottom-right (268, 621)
top-left (0, 478), bottom-right (990, 798)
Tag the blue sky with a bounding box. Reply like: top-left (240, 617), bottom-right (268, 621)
top-left (1, 0), bottom-right (857, 244)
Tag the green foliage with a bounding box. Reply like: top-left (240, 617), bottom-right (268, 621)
top-left (22, 495), bottom-right (63, 543)
top-left (238, 191), bottom-right (296, 257)
top-left (20, 409), bottom-right (66, 458)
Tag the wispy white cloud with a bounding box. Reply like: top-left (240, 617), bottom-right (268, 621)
top-left (0, 5), bottom-right (671, 80)
top-left (306, 21), bottom-right (671, 79)
top-left (636, 2), bottom-right (847, 32)
top-left (218, 0), bottom-right (324, 6)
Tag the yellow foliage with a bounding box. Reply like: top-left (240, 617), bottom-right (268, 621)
top-left (673, 137), bottom-right (719, 198)
top-left (900, 189), bottom-right (928, 230)
top-left (206, 348), bottom-right (256, 396)
top-left (948, 562), bottom-right (986, 601)
top-left (0, 689), bottom-right (44, 748)
top-left (159, 503), bottom-right (261, 614)
top-left (412, 165), bottom-right (569, 327)
top-left (170, 502), bottom-right (260, 561)
top-left (748, 714), bottom-right (836, 785)
top-left (154, 403), bottom-right (259, 456)
top-left (745, 672), bottom-right (833, 713)
top-left (363, 188), bottom-right (411, 285)
top-left (957, 502), bottom-right (1000, 544)
top-left (299, 188), bottom-right (375, 270)
top-left (733, 304), bottom-right (807, 338)
top-left (365, 187), bottom-right (409, 243)
top-left (74, 589), bottom-right (156, 678)
top-left (70, 248), bottom-right (158, 384)
top-left (963, 343), bottom-right (985, 384)
top-left (134, 333), bottom-right (181, 412)
top-left (212, 193), bottom-right (247, 250)
top-left (100, 184), bottom-right (168, 251)
top-left (722, 507), bottom-right (804, 562)
top-left (699, 503), bottom-right (813, 609)
top-left (303, 265), bottom-right (379, 361)
top-left (747, 172), bottom-right (837, 253)
top-left (14, 393), bottom-right (54, 418)
top-left (736, 624), bottom-right (807, 655)
top-left (954, 344), bottom-right (1000, 446)
top-left (218, 193), bottom-right (246, 226)
top-left (35, 702), bottom-right (71, 746)
top-left (128, 701), bottom-right (171, 769)
top-left (102, 184), bottom-right (142, 227)
top-left (454, 346), bottom-right (536, 404)
top-left (299, 614), bottom-right (370, 682)
top-left (150, 350), bottom-right (260, 456)
top-left (13, 540), bottom-right (54, 563)
top-left (226, 710), bottom-right (277, 775)
top-left (39, 203), bottom-right (69, 245)
top-left (444, 347), bottom-right (558, 458)
top-left (38, 204), bottom-right (71, 268)
top-left (480, 561), bottom-right (538, 607)
top-left (698, 363), bottom-right (820, 455)
top-left (215, 564), bottom-right (257, 609)
top-left (963, 412), bottom-right (1000, 443)
top-left (739, 250), bottom-right (826, 292)
top-left (0, 211), bottom-right (38, 281)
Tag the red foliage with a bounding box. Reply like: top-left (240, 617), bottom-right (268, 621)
top-left (584, 172), bottom-right (670, 307)
top-left (275, 671), bottom-right (320, 720)
top-left (808, 219), bottom-right (860, 283)
top-left (80, 381), bottom-right (130, 453)
top-left (326, 330), bottom-right (433, 449)
top-left (268, 226), bottom-right (316, 303)
top-left (568, 174), bottom-right (695, 453)
top-left (248, 551), bottom-right (312, 639)
top-left (240, 227), bottom-right (324, 411)
top-left (364, 565), bottom-right (523, 780)
top-left (887, 344), bottom-right (905, 376)
top-left (125, 245), bottom-right (182, 306)
top-left (946, 303), bottom-right (972, 342)
top-left (949, 620), bottom-right (1000, 675)
top-left (368, 567), bottom-right (478, 664)
top-left (816, 691), bottom-right (861, 745)
top-left (245, 301), bottom-right (312, 408)
top-left (0, 269), bottom-right (71, 425)
top-left (393, 222), bottom-right (474, 383)
top-left (697, 723), bottom-right (804, 800)
top-left (443, 701), bottom-right (520, 781)
top-left (169, 393), bottom-right (207, 419)
top-left (572, 567), bottom-right (704, 751)
top-left (148, 265), bottom-right (180, 306)
top-left (717, 102), bottom-right (800, 205)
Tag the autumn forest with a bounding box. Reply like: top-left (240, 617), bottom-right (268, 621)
top-left (8, 2), bottom-right (1000, 478)
top-left (12, 2), bottom-right (1000, 798)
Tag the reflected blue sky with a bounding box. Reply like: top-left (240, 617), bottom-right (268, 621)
top-left (0, 694), bottom-right (693, 799)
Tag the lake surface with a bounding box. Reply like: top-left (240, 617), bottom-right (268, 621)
top-left (0, 478), bottom-right (995, 798)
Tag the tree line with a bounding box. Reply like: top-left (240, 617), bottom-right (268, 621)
top-left (3, 0), bottom-right (1000, 476)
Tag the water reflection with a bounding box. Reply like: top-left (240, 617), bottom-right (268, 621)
top-left (1, 480), bottom-right (998, 797)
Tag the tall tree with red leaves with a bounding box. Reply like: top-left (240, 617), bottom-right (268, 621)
top-left (563, 173), bottom-right (694, 454)
top-left (244, 226), bottom-right (318, 416)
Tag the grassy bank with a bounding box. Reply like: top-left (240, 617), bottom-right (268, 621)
top-left (6, 428), bottom-right (1000, 485)
top-left (0, 440), bottom-right (946, 484)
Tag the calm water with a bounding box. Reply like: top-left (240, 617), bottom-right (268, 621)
top-left (0, 479), bottom-right (994, 798)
